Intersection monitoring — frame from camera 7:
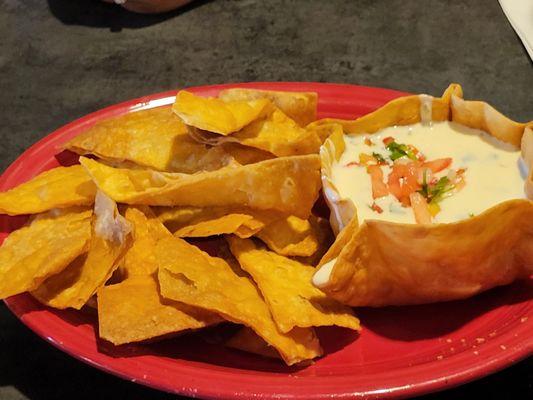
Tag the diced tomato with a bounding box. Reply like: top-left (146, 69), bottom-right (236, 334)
top-left (387, 161), bottom-right (421, 205)
top-left (382, 136), bottom-right (394, 145)
top-left (422, 157), bottom-right (452, 173)
top-left (367, 165), bottom-right (389, 199)
top-left (409, 192), bottom-right (432, 224)
top-left (370, 202), bottom-right (383, 214)
top-left (364, 137), bottom-right (374, 146)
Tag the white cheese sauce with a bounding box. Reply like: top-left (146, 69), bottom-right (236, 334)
top-left (331, 121), bottom-right (527, 224)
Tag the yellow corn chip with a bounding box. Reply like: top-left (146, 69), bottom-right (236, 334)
top-left (120, 206), bottom-right (172, 278)
top-left (65, 107), bottom-right (235, 173)
top-left (0, 165), bottom-right (96, 216)
top-left (0, 207), bottom-right (92, 298)
top-left (155, 206), bottom-right (281, 238)
top-left (306, 122), bottom-right (344, 143)
top-left (31, 192), bottom-right (132, 309)
top-left (188, 108), bottom-right (322, 157)
top-left (228, 237), bottom-right (360, 333)
top-left (218, 88), bottom-right (318, 127)
top-left (255, 216), bottom-right (319, 257)
top-left (294, 217), bottom-right (335, 267)
top-left (219, 142), bottom-right (274, 165)
top-left (156, 236), bottom-right (322, 365)
top-left (97, 275), bottom-right (222, 345)
top-left (226, 327), bottom-right (280, 359)
top-left (173, 90), bottom-right (272, 135)
top-left (80, 155), bottom-right (321, 219)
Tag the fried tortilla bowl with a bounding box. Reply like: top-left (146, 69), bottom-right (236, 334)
top-left (315, 83), bottom-right (533, 307)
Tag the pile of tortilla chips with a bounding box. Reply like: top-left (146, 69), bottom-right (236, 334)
top-left (0, 88), bottom-right (358, 366)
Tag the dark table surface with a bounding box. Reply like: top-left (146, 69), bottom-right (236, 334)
top-left (1, 0), bottom-right (532, 399)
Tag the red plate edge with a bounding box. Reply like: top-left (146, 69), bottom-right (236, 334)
top-left (0, 82), bottom-right (531, 400)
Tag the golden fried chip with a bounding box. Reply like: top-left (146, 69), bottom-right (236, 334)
top-left (219, 142), bottom-right (274, 165)
top-left (294, 217), bottom-right (335, 267)
top-left (156, 236), bottom-right (322, 365)
top-left (80, 155), bottom-right (321, 219)
top-left (226, 327), bottom-right (280, 359)
top-left (119, 206), bottom-right (172, 278)
top-left (218, 88), bottom-right (318, 127)
top-left (173, 90), bottom-right (272, 135)
top-left (228, 237), bottom-right (360, 333)
top-left (65, 107), bottom-right (235, 173)
top-left (31, 192), bottom-right (132, 309)
top-left (155, 206), bottom-right (281, 238)
top-left (97, 275), bottom-right (222, 345)
top-left (306, 122), bottom-right (344, 143)
top-left (0, 208), bottom-right (92, 298)
top-left (188, 108), bottom-right (322, 157)
top-left (255, 216), bottom-right (319, 257)
top-left (0, 165), bottom-right (96, 216)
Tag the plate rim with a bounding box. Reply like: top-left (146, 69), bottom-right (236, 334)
top-left (1, 81), bottom-right (532, 399)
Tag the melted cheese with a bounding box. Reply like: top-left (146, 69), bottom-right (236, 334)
top-left (331, 121), bottom-right (527, 224)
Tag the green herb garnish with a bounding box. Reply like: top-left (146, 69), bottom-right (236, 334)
top-left (385, 140), bottom-right (417, 161)
top-left (418, 174), bottom-right (454, 204)
top-left (372, 152), bottom-right (386, 163)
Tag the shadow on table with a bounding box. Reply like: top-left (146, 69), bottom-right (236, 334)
top-left (46, 0), bottom-right (212, 31)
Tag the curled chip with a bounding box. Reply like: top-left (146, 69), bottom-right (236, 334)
top-left (0, 208), bottom-right (92, 299)
top-left (97, 275), bottom-right (222, 345)
top-left (80, 155), bottom-right (321, 219)
top-left (156, 236), bottom-right (322, 365)
top-left (32, 192), bottom-right (132, 309)
top-left (255, 216), bottom-right (319, 257)
top-left (155, 206), bottom-right (281, 238)
top-left (65, 107), bottom-right (238, 174)
top-left (226, 327), bottom-right (280, 359)
top-left (188, 108), bottom-right (323, 157)
top-left (228, 237), bottom-right (360, 333)
top-left (218, 88), bottom-right (318, 127)
top-left (293, 217), bottom-right (335, 267)
top-left (120, 206), bottom-right (172, 278)
top-left (173, 90), bottom-right (272, 135)
top-left (0, 165), bottom-right (96, 216)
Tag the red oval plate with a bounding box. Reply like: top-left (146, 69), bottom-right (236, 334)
top-left (1, 83), bottom-right (532, 399)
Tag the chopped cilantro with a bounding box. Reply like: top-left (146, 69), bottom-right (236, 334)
top-left (418, 174), bottom-right (455, 205)
top-left (385, 140), bottom-right (417, 161)
top-left (372, 152), bottom-right (386, 163)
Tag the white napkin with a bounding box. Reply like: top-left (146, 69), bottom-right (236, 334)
top-left (499, 0), bottom-right (533, 61)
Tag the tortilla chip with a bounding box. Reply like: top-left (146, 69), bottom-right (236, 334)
top-left (173, 90), bottom-right (272, 135)
top-left (119, 206), bottom-right (172, 279)
top-left (188, 108), bottom-right (322, 157)
top-left (0, 207), bottom-right (92, 299)
top-left (226, 327), bottom-right (280, 359)
top-left (0, 165), bottom-right (96, 216)
top-left (156, 236), bottom-right (322, 365)
top-left (65, 107), bottom-right (236, 173)
top-left (306, 122), bottom-right (344, 143)
top-left (218, 88), bottom-right (318, 127)
top-left (255, 216), bottom-right (319, 257)
top-left (228, 237), bottom-right (360, 333)
top-left (155, 206), bottom-right (281, 238)
top-left (219, 142), bottom-right (274, 165)
top-left (80, 155), bottom-right (321, 219)
top-left (31, 192), bottom-right (132, 309)
top-left (97, 275), bottom-right (222, 345)
top-left (294, 217), bottom-right (335, 267)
